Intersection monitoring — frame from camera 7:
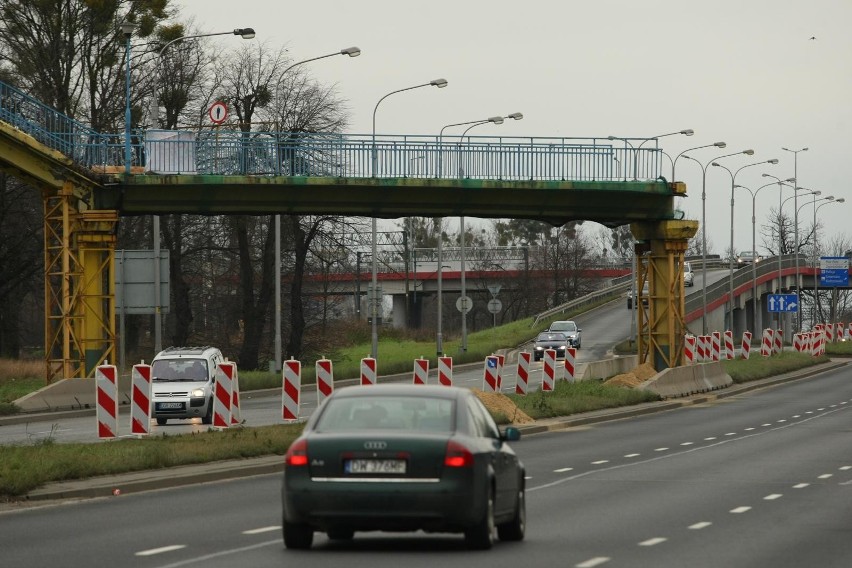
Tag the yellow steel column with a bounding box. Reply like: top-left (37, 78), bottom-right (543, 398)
top-left (631, 219), bottom-right (698, 370)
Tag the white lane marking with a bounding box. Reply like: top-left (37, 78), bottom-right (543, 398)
top-left (730, 506), bottom-right (751, 514)
top-left (793, 483), bottom-right (810, 489)
top-left (525, 476), bottom-right (533, 480)
top-left (576, 558), bottom-right (611, 568)
top-left (777, 420), bottom-right (787, 423)
top-left (830, 405), bottom-right (837, 408)
top-left (554, 467), bottom-right (574, 473)
top-left (841, 402), bottom-right (848, 405)
top-left (818, 408), bottom-right (825, 411)
top-left (654, 447), bottom-right (669, 452)
top-left (151, 539), bottom-right (279, 568)
top-left (764, 494), bottom-right (783, 500)
top-left (528, 406), bottom-right (852, 494)
top-left (792, 415), bottom-right (801, 418)
top-left (839, 466), bottom-right (852, 471)
top-left (745, 427), bottom-right (755, 431)
top-left (704, 437), bottom-right (717, 440)
top-left (762, 423), bottom-right (772, 427)
top-left (725, 432), bottom-right (737, 436)
top-left (680, 442), bottom-right (694, 446)
top-left (689, 522), bottom-right (712, 530)
top-left (242, 526), bottom-right (279, 535)
top-left (591, 460), bottom-right (609, 465)
top-left (624, 453), bottom-right (641, 458)
top-left (135, 545), bottom-right (186, 556)
top-left (805, 411), bottom-right (813, 414)
top-left (639, 537), bottom-right (667, 546)
top-left (818, 474), bottom-right (833, 479)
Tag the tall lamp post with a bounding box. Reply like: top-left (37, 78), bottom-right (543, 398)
top-left (782, 146), bottom-right (808, 331)
top-left (779, 187), bottom-right (819, 332)
top-left (121, 22), bottom-right (136, 177)
top-left (272, 46), bottom-right (360, 371)
top-left (761, 173), bottom-right (797, 290)
top-left (681, 149), bottom-right (754, 334)
top-left (371, 78), bottom-right (448, 359)
top-left (669, 141), bottom-right (726, 181)
top-left (149, 26), bottom-right (256, 357)
top-left (733, 181), bottom-right (780, 332)
top-left (810, 197), bottom-right (845, 324)
top-left (796, 194), bottom-right (834, 324)
top-left (635, 129), bottom-right (693, 179)
top-left (712, 158), bottom-right (779, 330)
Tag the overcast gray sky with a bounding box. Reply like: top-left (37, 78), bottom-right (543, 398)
top-left (173, 0), bottom-right (850, 255)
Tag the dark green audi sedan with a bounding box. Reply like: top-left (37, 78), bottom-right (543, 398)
top-left (281, 384), bottom-right (525, 550)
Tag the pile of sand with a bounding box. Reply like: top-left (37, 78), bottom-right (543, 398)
top-left (473, 389), bottom-right (535, 425)
top-left (603, 362), bottom-right (658, 388)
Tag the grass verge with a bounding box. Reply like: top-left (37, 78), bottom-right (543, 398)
top-left (721, 352), bottom-right (830, 383)
top-left (507, 379), bottom-right (660, 420)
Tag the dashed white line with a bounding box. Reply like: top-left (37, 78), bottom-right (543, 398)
top-left (624, 453), bottom-right (641, 458)
top-left (730, 506), bottom-right (751, 514)
top-left (764, 494), bottom-right (783, 501)
top-left (639, 537), bottom-right (667, 547)
top-left (576, 558), bottom-right (611, 568)
top-left (680, 442), bottom-right (694, 446)
top-left (242, 526), bottom-right (279, 535)
top-left (554, 467), bottom-right (574, 473)
top-left (777, 420), bottom-right (787, 423)
top-left (591, 460), bottom-right (609, 465)
top-left (725, 432), bottom-right (737, 436)
top-left (135, 545), bottom-right (186, 557)
top-left (762, 423), bottom-right (772, 427)
top-left (745, 427), bottom-right (755, 431)
top-left (818, 474), bottom-right (833, 479)
top-left (654, 447), bottom-right (669, 452)
top-left (830, 405), bottom-right (837, 408)
top-left (689, 522), bottom-right (712, 530)
top-left (818, 408), bottom-right (825, 411)
top-left (793, 483), bottom-right (810, 489)
top-left (525, 476), bottom-right (533, 480)
top-left (704, 437), bottom-right (717, 440)
top-left (792, 415), bottom-right (801, 418)
top-left (839, 466), bottom-right (852, 471)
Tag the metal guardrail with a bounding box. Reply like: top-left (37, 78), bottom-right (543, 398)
top-left (0, 80), bottom-right (667, 182)
top-left (531, 281), bottom-right (632, 327)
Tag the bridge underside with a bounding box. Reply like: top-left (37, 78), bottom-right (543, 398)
top-left (96, 174), bottom-right (682, 227)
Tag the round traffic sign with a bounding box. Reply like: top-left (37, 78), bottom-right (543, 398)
top-left (487, 298), bottom-right (503, 314)
top-left (208, 101), bottom-right (229, 124)
top-left (456, 295), bottom-right (473, 314)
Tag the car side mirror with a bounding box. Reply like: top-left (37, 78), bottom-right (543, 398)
top-left (501, 426), bottom-right (521, 442)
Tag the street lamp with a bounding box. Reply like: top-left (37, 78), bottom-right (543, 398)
top-left (371, 78), bottom-right (448, 359)
top-left (611, 129), bottom-right (692, 180)
top-left (811, 197), bottom-right (845, 324)
top-left (670, 141), bottom-right (726, 181)
top-left (271, 46), bottom-right (361, 371)
top-left (681, 149), bottom-right (754, 333)
top-left (734, 181), bottom-right (780, 332)
top-left (148, 26), bottom-right (255, 356)
top-left (150, 28), bottom-right (256, 126)
top-left (762, 173), bottom-right (797, 312)
top-left (121, 21), bottom-right (136, 176)
top-left (713, 157), bottom-right (779, 331)
top-left (797, 194), bottom-right (833, 326)
top-left (782, 146), bottom-right (808, 331)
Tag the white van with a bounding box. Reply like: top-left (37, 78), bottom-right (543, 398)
top-left (150, 346), bottom-right (224, 425)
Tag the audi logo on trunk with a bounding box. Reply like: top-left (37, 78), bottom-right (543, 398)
top-left (364, 441), bottom-right (387, 450)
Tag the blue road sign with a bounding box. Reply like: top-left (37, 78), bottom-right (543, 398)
top-left (819, 256), bottom-right (850, 287)
top-left (767, 293), bottom-right (799, 313)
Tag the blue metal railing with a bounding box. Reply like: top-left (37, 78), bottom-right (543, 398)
top-left (0, 79), bottom-right (665, 182)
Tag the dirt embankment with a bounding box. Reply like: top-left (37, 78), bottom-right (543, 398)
top-left (603, 362), bottom-right (658, 388)
top-left (473, 389), bottom-right (535, 425)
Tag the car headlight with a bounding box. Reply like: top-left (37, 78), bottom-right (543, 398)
top-left (535, 346), bottom-right (543, 350)
top-left (191, 388), bottom-right (206, 398)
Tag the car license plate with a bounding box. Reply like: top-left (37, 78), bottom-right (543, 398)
top-left (157, 402), bottom-right (183, 410)
top-left (345, 459), bottom-right (406, 474)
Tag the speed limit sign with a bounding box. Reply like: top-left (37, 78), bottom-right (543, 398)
top-left (208, 101), bottom-right (229, 124)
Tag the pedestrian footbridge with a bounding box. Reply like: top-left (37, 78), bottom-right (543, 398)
top-left (0, 79), bottom-right (696, 378)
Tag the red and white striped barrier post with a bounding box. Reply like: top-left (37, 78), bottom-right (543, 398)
top-left (741, 331), bottom-right (752, 359)
top-left (438, 356), bottom-right (453, 386)
top-left (724, 330), bottom-right (734, 360)
top-left (793, 333), bottom-right (803, 352)
top-left (847, 323), bottom-right (852, 341)
top-left (483, 356), bottom-right (499, 392)
top-left (773, 329), bottom-right (783, 355)
top-left (761, 329), bottom-right (772, 357)
top-left (316, 358), bottom-right (334, 405)
top-left (564, 347), bottom-right (576, 382)
top-left (282, 358), bottom-right (301, 422)
top-left (684, 335), bottom-right (696, 365)
top-left (95, 363), bottom-right (118, 439)
top-left (230, 364), bottom-right (241, 426)
top-left (213, 362), bottom-right (234, 428)
top-left (542, 349), bottom-right (556, 392)
top-left (413, 357), bottom-right (429, 385)
top-left (696, 335), bottom-right (707, 363)
top-left (837, 322), bottom-right (844, 342)
top-left (826, 323), bottom-right (834, 343)
top-left (130, 363), bottom-right (152, 436)
top-left (516, 352), bottom-right (530, 395)
top-left (496, 354), bottom-right (505, 390)
top-left (712, 331), bottom-right (721, 362)
top-left (360, 357), bottom-right (377, 386)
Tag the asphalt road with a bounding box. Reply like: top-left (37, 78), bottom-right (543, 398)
top-left (2, 363), bottom-right (850, 567)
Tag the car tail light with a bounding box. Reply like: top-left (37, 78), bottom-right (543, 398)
top-left (444, 440), bottom-right (474, 468)
top-left (285, 438), bottom-right (308, 467)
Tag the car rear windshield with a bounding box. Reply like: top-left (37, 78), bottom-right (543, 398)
top-left (152, 358), bottom-right (209, 381)
top-left (538, 332), bottom-right (567, 341)
top-left (549, 322), bottom-right (576, 332)
top-left (315, 396), bottom-right (455, 433)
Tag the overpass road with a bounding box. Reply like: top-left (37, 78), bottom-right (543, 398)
top-left (2, 363), bottom-right (850, 567)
